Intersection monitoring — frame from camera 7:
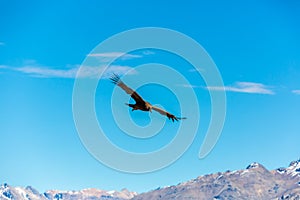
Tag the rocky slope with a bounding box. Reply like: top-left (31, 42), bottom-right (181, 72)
top-left (1, 160), bottom-right (300, 200)
top-left (133, 160), bottom-right (300, 200)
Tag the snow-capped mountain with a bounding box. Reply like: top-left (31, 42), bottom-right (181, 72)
top-left (0, 184), bottom-right (45, 200)
top-left (276, 159), bottom-right (300, 177)
top-left (44, 188), bottom-right (137, 200)
top-left (1, 159), bottom-right (300, 200)
top-left (133, 159), bottom-right (300, 200)
top-left (0, 184), bottom-right (137, 200)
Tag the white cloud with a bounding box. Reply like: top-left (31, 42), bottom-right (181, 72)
top-left (87, 52), bottom-right (142, 60)
top-left (87, 51), bottom-right (155, 62)
top-left (75, 65), bottom-right (136, 79)
top-left (0, 65), bottom-right (7, 74)
top-left (292, 90), bottom-right (300, 95)
top-left (142, 50), bottom-right (155, 55)
top-left (0, 65), bottom-right (8, 69)
top-left (178, 84), bottom-right (202, 88)
top-left (3, 62), bottom-right (135, 79)
top-left (207, 82), bottom-right (275, 95)
top-left (14, 66), bottom-right (79, 78)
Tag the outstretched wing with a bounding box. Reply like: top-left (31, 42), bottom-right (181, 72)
top-left (110, 73), bottom-right (145, 104)
top-left (152, 106), bottom-right (187, 122)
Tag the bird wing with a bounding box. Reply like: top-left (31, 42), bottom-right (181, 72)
top-left (110, 73), bottom-right (146, 104)
top-left (152, 106), bottom-right (187, 122)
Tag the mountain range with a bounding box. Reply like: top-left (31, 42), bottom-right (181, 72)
top-left (1, 159), bottom-right (300, 200)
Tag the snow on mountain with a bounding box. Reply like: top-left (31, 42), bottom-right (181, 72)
top-left (286, 159), bottom-right (300, 177)
top-left (0, 184), bottom-right (137, 200)
top-left (246, 162), bottom-right (260, 169)
top-left (275, 159), bottom-right (300, 177)
top-left (1, 159), bottom-right (300, 200)
top-left (0, 183), bottom-right (44, 200)
top-left (45, 188), bottom-right (137, 200)
top-left (133, 160), bottom-right (300, 200)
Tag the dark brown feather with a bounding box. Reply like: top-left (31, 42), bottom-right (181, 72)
top-left (152, 106), bottom-right (187, 122)
top-left (110, 74), bottom-right (187, 122)
top-left (110, 73), bottom-right (145, 104)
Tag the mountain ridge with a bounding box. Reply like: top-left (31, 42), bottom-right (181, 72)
top-left (1, 159), bottom-right (300, 200)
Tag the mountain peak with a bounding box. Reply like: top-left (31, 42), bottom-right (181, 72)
top-left (289, 159), bottom-right (300, 167)
top-left (246, 162), bottom-right (267, 171)
top-left (246, 162), bottom-right (260, 169)
top-left (0, 183), bottom-right (8, 189)
top-left (286, 159), bottom-right (300, 177)
top-left (275, 159), bottom-right (300, 177)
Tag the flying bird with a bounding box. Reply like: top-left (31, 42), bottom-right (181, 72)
top-left (110, 74), bottom-right (186, 122)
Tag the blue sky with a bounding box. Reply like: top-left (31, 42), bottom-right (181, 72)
top-left (1, 0), bottom-right (300, 193)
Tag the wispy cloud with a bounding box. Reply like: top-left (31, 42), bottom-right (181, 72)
top-left (178, 83), bottom-right (202, 88)
top-left (0, 65), bottom-right (8, 69)
top-left (0, 65), bottom-right (7, 74)
top-left (2, 62), bottom-right (135, 79)
top-left (13, 66), bottom-right (79, 78)
top-left (292, 90), bottom-right (300, 95)
top-left (207, 82), bottom-right (275, 95)
top-left (87, 51), bottom-right (155, 62)
top-left (142, 50), bottom-right (155, 55)
top-left (87, 52), bottom-right (142, 60)
top-left (75, 65), bottom-right (136, 78)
